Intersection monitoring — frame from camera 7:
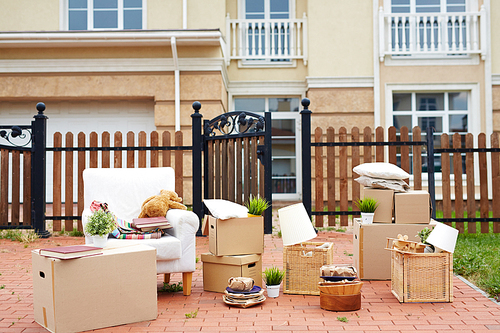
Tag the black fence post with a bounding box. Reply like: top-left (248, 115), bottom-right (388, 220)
top-left (263, 111), bottom-right (273, 234)
top-left (31, 102), bottom-right (50, 238)
top-left (191, 101), bottom-right (203, 234)
top-left (300, 98), bottom-right (312, 218)
top-left (426, 126), bottom-right (436, 220)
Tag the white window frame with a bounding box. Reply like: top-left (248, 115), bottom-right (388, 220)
top-left (386, 0), bottom-right (474, 14)
top-left (61, 0), bottom-right (147, 31)
top-left (385, 83), bottom-right (480, 196)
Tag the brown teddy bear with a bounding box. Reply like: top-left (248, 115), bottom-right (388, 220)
top-left (138, 189), bottom-right (187, 218)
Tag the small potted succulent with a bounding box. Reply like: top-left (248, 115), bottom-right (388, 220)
top-left (416, 226), bottom-right (435, 253)
top-left (262, 266), bottom-right (284, 298)
top-left (84, 208), bottom-right (116, 248)
top-left (354, 197), bottom-right (379, 224)
top-left (245, 195), bottom-right (270, 217)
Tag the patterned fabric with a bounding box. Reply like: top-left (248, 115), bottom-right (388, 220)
top-left (90, 200), bottom-right (109, 213)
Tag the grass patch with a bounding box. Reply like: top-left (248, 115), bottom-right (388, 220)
top-left (454, 233), bottom-right (500, 301)
top-left (160, 282), bottom-right (183, 293)
top-left (0, 229), bottom-right (38, 244)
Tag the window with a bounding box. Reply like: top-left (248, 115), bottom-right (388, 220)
top-left (391, 0), bottom-right (466, 14)
top-left (234, 97), bottom-right (300, 198)
top-left (243, 0), bottom-right (292, 62)
top-left (392, 91), bottom-right (469, 173)
top-left (68, 0), bottom-right (143, 30)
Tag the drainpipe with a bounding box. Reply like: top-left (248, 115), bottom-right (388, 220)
top-left (183, 0), bottom-right (187, 29)
top-left (171, 37), bottom-right (181, 132)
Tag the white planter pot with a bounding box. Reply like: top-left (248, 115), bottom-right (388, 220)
top-left (92, 234), bottom-right (109, 248)
top-left (266, 284), bottom-right (280, 298)
top-left (361, 212), bottom-right (375, 224)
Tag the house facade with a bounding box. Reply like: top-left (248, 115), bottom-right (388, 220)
top-left (0, 0), bottom-right (498, 203)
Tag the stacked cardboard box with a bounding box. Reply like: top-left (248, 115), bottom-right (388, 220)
top-left (201, 215), bottom-right (264, 293)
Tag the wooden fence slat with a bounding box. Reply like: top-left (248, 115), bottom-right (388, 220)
top-left (102, 132), bottom-right (110, 168)
top-left (259, 137), bottom-right (265, 199)
top-left (222, 139), bottom-right (228, 200)
top-left (162, 131), bottom-right (171, 167)
top-left (351, 127), bottom-right (360, 220)
top-left (400, 126), bottom-right (410, 184)
top-left (65, 132), bottom-right (74, 231)
top-left (90, 132), bottom-right (98, 168)
top-left (11, 150), bottom-right (20, 225)
top-left (138, 131), bottom-right (147, 168)
top-left (228, 139), bottom-right (235, 202)
top-left (52, 133), bottom-right (62, 231)
top-left (207, 140), bottom-right (214, 199)
top-left (478, 133), bottom-right (488, 226)
top-left (314, 127), bottom-right (324, 227)
top-left (215, 140), bottom-right (221, 199)
top-left (0, 149), bottom-right (7, 225)
top-left (175, 131), bottom-right (183, 198)
top-left (375, 127), bottom-right (384, 162)
top-left (243, 137), bottom-right (251, 203)
top-left (127, 132), bottom-right (135, 168)
top-left (441, 134), bottom-right (451, 222)
top-left (327, 128), bottom-right (336, 226)
top-left (412, 127), bottom-right (422, 190)
top-left (465, 133), bottom-right (476, 234)
top-left (236, 138), bottom-right (243, 204)
top-left (491, 133), bottom-right (500, 233)
top-left (151, 131), bottom-right (159, 167)
top-left (114, 132), bottom-right (122, 168)
top-left (77, 132), bottom-right (86, 227)
top-left (251, 138), bottom-right (258, 197)
top-left (363, 127), bottom-right (372, 164)
top-left (388, 126), bottom-right (397, 166)
top-left (339, 127), bottom-right (348, 226)
top-left (453, 133), bottom-right (464, 233)
top-left (23, 152), bottom-right (31, 224)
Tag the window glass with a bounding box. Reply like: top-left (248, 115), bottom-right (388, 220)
top-left (393, 93), bottom-right (412, 111)
top-left (393, 115), bottom-right (412, 130)
top-left (69, 0), bottom-right (142, 30)
top-left (246, 0), bottom-right (265, 19)
top-left (449, 92), bottom-right (467, 110)
top-left (234, 98), bottom-right (265, 113)
top-left (272, 119), bottom-right (295, 136)
top-left (69, 11), bottom-right (87, 30)
top-left (270, 0), bottom-right (289, 19)
top-left (94, 0), bottom-right (117, 9)
top-left (94, 11), bottom-right (118, 28)
top-left (417, 93), bottom-right (444, 111)
top-left (418, 116), bottom-right (443, 132)
top-left (69, 0), bottom-right (87, 8)
top-left (124, 9), bottom-right (142, 29)
top-left (449, 115), bottom-right (468, 132)
top-left (391, 0), bottom-right (410, 13)
top-left (269, 98), bottom-right (299, 112)
top-left (416, 0), bottom-right (440, 13)
top-left (447, 0), bottom-right (466, 12)
top-left (124, 0), bottom-right (141, 7)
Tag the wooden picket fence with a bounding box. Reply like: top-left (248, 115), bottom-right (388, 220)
top-left (311, 126), bottom-right (500, 234)
top-left (49, 130), bottom-right (188, 232)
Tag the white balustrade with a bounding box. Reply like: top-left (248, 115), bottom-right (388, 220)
top-left (379, 6), bottom-right (486, 61)
top-left (226, 14), bottom-right (308, 65)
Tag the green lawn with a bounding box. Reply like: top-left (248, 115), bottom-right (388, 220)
top-left (454, 232), bottom-right (500, 301)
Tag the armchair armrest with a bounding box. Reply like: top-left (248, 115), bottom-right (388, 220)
top-left (165, 209), bottom-right (199, 242)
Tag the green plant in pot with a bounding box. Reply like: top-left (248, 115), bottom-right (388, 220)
top-left (245, 195), bottom-right (270, 217)
top-left (262, 266), bottom-right (284, 298)
top-left (354, 197), bottom-right (379, 224)
top-left (416, 226), bottom-right (435, 253)
top-left (84, 208), bottom-right (116, 248)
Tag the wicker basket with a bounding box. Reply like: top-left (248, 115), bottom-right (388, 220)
top-left (391, 249), bottom-right (453, 303)
top-left (283, 242), bottom-right (334, 295)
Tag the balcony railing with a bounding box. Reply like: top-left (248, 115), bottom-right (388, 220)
top-left (226, 14), bottom-right (308, 65)
top-left (378, 6), bottom-right (486, 61)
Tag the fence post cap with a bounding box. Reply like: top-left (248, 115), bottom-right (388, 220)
top-left (191, 101), bottom-right (202, 118)
top-left (300, 98), bottom-right (311, 114)
top-left (34, 102), bottom-right (48, 119)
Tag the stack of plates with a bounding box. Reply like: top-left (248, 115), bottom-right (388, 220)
top-left (222, 286), bottom-right (266, 308)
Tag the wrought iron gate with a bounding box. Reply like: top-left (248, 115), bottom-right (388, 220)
top-left (191, 102), bottom-right (273, 234)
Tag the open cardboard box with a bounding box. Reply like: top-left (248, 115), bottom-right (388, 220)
top-left (208, 215), bottom-right (264, 256)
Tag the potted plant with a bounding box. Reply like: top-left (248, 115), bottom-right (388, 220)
top-left (245, 195), bottom-right (270, 217)
top-left (84, 208), bottom-right (116, 248)
top-left (416, 226), bottom-right (435, 253)
top-left (262, 266), bottom-right (284, 298)
top-left (354, 197), bottom-right (379, 224)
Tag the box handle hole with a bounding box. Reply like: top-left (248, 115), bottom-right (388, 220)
top-left (248, 263), bottom-right (256, 268)
top-left (39, 271), bottom-right (45, 278)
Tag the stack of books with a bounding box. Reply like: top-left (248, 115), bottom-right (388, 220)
top-left (39, 245), bottom-right (103, 259)
top-left (132, 217), bottom-right (172, 232)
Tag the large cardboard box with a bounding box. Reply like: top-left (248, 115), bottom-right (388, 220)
top-left (32, 244), bottom-right (157, 333)
top-left (394, 190), bottom-right (430, 224)
top-left (208, 215), bottom-right (264, 256)
top-left (201, 253), bottom-right (262, 293)
top-left (362, 188), bottom-right (394, 223)
top-left (353, 219), bottom-right (432, 280)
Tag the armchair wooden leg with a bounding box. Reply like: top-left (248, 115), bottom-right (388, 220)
top-left (182, 272), bottom-right (193, 296)
top-left (164, 273), bottom-right (171, 284)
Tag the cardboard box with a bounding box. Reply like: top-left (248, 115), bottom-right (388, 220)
top-left (201, 253), bottom-right (262, 293)
top-left (394, 190), bottom-right (430, 224)
top-left (353, 219), bottom-right (432, 280)
top-left (208, 215), bottom-right (264, 256)
top-left (362, 188), bottom-right (394, 223)
top-left (32, 244), bottom-right (157, 333)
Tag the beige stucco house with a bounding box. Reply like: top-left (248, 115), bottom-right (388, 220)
top-left (0, 0), bottom-right (498, 203)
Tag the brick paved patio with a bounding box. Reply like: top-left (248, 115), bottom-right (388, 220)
top-left (1, 228), bottom-right (500, 333)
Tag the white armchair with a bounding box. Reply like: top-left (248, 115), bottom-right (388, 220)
top-left (81, 167), bottom-right (199, 296)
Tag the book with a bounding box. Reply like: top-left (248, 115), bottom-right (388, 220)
top-left (132, 217), bottom-right (172, 230)
top-left (39, 245), bottom-right (103, 260)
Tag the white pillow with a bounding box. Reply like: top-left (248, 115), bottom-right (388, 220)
top-left (353, 162), bottom-right (410, 180)
top-left (355, 176), bottom-right (409, 193)
top-left (203, 199), bottom-right (248, 220)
